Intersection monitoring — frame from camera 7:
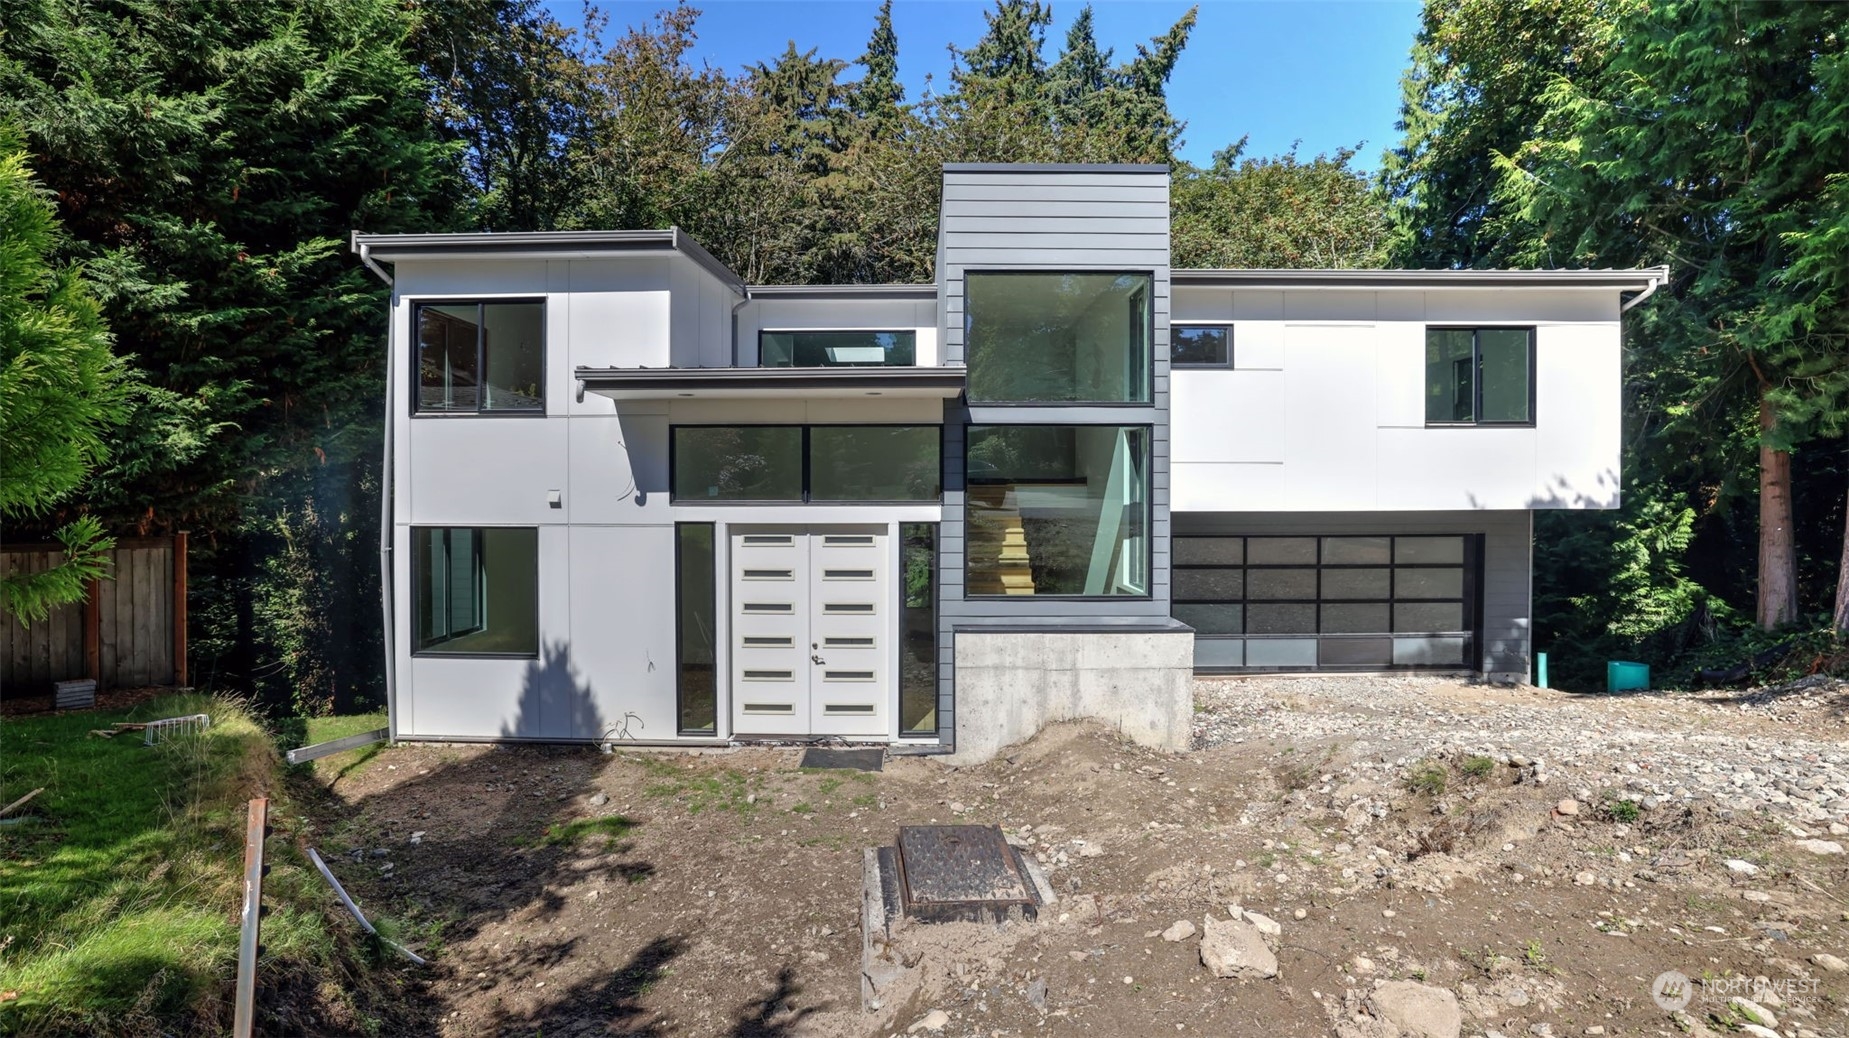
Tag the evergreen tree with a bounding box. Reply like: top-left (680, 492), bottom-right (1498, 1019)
top-left (0, 128), bottom-right (129, 622)
top-left (851, 0), bottom-right (905, 137)
top-left (0, 0), bottom-right (452, 710)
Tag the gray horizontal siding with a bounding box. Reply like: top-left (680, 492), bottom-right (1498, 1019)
top-left (1172, 510), bottom-right (1533, 675)
top-left (934, 166), bottom-right (1174, 750)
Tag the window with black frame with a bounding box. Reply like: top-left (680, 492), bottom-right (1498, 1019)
top-left (760, 330), bottom-right (917, 367)
top-left (1172, 535), bottom-right (1477, 669)
top-left (412, 527), bottom-right (539, 656)
top-left (965, 425), bottom-right (1151, 597)
top-left (1425, 327), bottom-right (1534, 425)
top-left (965, 272), bottom-right (1152, 403)
top-left (670, 425), bottom-right (940, 502)
top-left (415, 301), bottom-right (545, 413)
top-left (1172, 324), bottom-right (1232, 367)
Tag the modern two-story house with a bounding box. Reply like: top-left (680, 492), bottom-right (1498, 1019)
top-left (352, 163), bottom-right (1665, 762)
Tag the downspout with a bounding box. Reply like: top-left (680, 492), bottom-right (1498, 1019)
top-left (356, 239), bottom-right (398, 739)
top-left (1620, 266), bottom-right (1669, 312)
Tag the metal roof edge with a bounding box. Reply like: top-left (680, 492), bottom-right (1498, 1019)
top-left (1170, 267), bottom-right (1670, 289)
top-left (942, 162), bottom-right (1169, 174)
top-left (745, 284), bottom-right (938, 300)
top-left (348, 228), bottom-right (746, 293)
top-left (575, 365), bottom-right (965, 388)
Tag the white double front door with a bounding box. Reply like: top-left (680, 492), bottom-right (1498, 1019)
top-left (729, 525), bottom-right (890, 737)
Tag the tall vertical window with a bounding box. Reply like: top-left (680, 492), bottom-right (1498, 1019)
top-left (1425, 327), bottom-right (1534, 425)
top-left (899, 523), bottom-right (938, 737)
top-left (412, 528), bottom-right (538, 655)
top-left (966, 425), bottom-right (1151, 597)
top-left (416, 301), bottom-right (545, 413)
top-left (966, 272), bottom-right (1152, 403)
top-left (676, 524), bottom-right (717, 735)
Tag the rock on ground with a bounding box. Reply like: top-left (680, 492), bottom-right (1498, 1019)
top-left (1368, 981), bottom-right (1462, 1038)
top-left (1199, 915), bottom-right (1278, 980)
top-left (1161, 919), bottom-right (1196, 942)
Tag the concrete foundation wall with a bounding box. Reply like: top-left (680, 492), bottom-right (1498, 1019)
top-left (947, 628), bottom-right (1194, 764)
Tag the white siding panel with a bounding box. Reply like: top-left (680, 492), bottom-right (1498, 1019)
top-left (408, 417), bottom-right (569, 525)
top-left (567, 411), bottom-right (670, 523)
top-left (1283, 326), bottom-right (1377, 509)
top-left (1171, 371), bottom-right (1284, 464)
top-left (568, 525), bottom-right (680, 739)
top-left (1234, 321), bottom-right (1285, 370)
top-left (1169, 462), bottom-right (1284, 512)
top-left (1532, 323), bottom-right (1621, 507)
top-left (1172, 287), bottom-right (1234, 322)
top-left (1286, 290), bottom-right (1375, 321)
top-left (1231, 291), bottom-right (1284, 321)
top-left (1376, 428), bottom-right (1539, 510)
top-left (1424, 288), bottom-right (1619, 325)
top-left (1375, 322), bottom-right (1426, 428)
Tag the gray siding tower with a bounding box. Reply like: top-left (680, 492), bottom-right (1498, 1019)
top-left (932, 164), bottom-right (1193, 762)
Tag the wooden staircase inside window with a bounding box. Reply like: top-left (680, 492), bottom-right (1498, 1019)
top-left (966, 485), bottom-right (1035, 595)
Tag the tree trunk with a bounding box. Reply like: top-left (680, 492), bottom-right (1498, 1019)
top-left (1757, 390), bottom-right (1799, 629)
top-left (1834, 466), bottom-right (1849, 633)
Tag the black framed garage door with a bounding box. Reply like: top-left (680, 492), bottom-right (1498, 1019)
top-left (1172, 534), bottom-right (1482, 670)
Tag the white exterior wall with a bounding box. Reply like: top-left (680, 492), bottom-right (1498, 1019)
top-left (1169, 287), bottom-right (1623, 513)
top-left (389, 257), bottom-right (948, 740)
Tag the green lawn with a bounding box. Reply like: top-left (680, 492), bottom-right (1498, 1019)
top-left (0, 695), bottom-right (382, 1035)
top-left (302, 710), bottom-right (390, 786)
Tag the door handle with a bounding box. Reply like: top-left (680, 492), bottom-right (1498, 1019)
top-left (811, 653), bottom-right (826, 665)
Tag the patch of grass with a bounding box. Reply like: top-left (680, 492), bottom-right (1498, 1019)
top-left (1598, 792), bottom-right (1641, 824)
top-left (849, 793), bottom-right (878, 809)
top-left (297, 711), bottom-right (390, 785)
top-left (525, 815), bottom-right (638, 849)
top-left (789, 801), bottom-right (816, 815)
top-left (1523, 938), bottom-right (1553, 973)
top-left (0, 694), bottom-right (380, 1034)
top-left (1405, 759), bottom-right (1448, 796)
top-left (816, 776), bottom-right (844, 796)
top-left (641, 766), bottom-right (758, 817)
top-left (1460, 755), bottom-right (1497, 780)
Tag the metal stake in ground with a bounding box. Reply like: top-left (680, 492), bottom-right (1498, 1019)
top-left (233, 797), bottom-right (269, 1038)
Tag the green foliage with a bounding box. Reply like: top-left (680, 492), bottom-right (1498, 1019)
top-left (527, 814), bottom-right (638, 849)
top-left (1599, 793), bottom-right (1640, 824)
top-left (0, 694), bottom-right (398, 1035)
top-left (1460, 754), bottom-right (1496, 780)
top-left (1173, 143), bottom-right (1388, 268)
top-left (2, 0), bottom-right (451, 710)
top-left (1405, 759), bottom-right (1448, 796)
top-left (0, 127), bottom-right (131, 623)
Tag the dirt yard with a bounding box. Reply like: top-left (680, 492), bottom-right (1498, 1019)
top-left (299, 677), bottom-right (1849, 1038)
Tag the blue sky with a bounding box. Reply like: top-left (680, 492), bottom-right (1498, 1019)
top-left (556, 1), bottom-right (1423, 170)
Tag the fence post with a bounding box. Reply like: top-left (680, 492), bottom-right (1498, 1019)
top-left (172, 531), bottom-right (188, 687)
top-left (234, 796), bottom-right (269, 1038)
top-left (84, 578), bottom-right (101, 683)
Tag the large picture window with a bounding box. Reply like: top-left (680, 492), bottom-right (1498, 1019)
top-left (1425, 327), bottom-right (1533, 425)
top-left (966, 272), bottom-right (1152, 404)
top-left (415, 301), bottom-right (545, 413)
top-left (412, 527), bottom-right (539, 656)
top-left (966, 425), bottom-right (1150, 597)
top-left (671, 425), bottom-right (941, 503)
top-left (760, 330), bottom-right (916, 367)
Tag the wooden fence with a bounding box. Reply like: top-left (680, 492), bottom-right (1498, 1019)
top-left (0, 533), bottom-right (188, 693)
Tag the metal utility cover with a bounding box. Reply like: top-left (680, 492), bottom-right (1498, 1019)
top-left (895, 825), bottom-right (1038, 924)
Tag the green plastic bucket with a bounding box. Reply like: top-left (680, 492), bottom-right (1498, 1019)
top-left (1607, 660), bottom-right (1649, 693)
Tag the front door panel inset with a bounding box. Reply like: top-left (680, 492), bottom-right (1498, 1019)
top-left (729, 526), bottom-right (890, 737)
top-left (730, 531), bottom-right (810, 734)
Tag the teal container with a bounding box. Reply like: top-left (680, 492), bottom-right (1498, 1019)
top-left (1536, 652), bottom-right (1549, 689)
top-left (1607, 660), bottom-right (1649, 692)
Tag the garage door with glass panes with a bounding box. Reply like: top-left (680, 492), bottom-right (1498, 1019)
top-left (1172, 535), bottom-right (1481, 670)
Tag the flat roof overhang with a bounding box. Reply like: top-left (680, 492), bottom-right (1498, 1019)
top-left (1171, 266), bottom-right (1670, 292)
top-left (576, 365), bottom-right (967, 401)
top-left (350, 228), bottom-right (745, 292)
